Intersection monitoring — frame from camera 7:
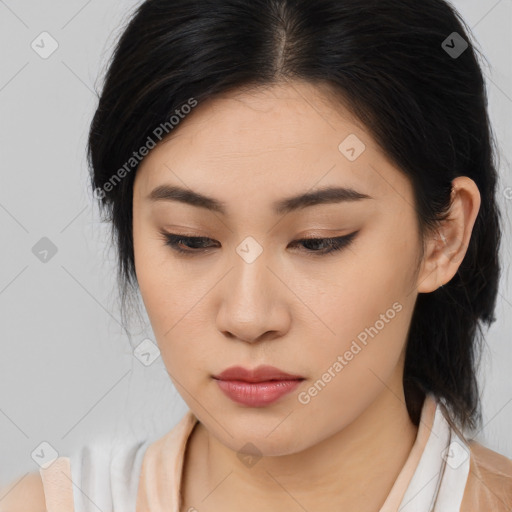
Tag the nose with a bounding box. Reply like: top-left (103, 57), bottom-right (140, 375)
top-left (215, 252), bottom-right (291, 344)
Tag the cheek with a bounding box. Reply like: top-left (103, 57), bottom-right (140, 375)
top-left (133, 226), bottom-right (179, 336)
top-left (133, 230), bottom-right (215, 375)
top-left (300, 288), bottom-right (410, 386)
top-left (295, 295), bottom-right (412, 433)
top-left (304, 231), bottom-right (415, 341)
top-left (297, 229), bottom-right (417, 391)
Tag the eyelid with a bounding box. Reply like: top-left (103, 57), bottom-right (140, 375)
top-left (158, 231), bottom-right (352, 243)
top-left (158, 229), bottom-right (359, 257)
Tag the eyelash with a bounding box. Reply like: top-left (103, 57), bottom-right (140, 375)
top-left (159, 231), bottom-right (358, 257)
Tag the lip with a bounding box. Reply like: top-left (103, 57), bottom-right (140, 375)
top-left (214, 379), bottom-right (302, 407)
top-left (212, 365), bottom-right (305, 407)
top-left (212, 365), bottom-right (304, 383)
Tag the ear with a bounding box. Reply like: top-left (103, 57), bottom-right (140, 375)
top-left (416, 176), bottom-right (481, 293)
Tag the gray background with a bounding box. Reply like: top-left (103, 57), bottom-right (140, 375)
top-left (1, 0), bottom-right (511, 487)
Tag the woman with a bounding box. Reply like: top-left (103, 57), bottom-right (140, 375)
top-left (2, 0), bottom-right (511, 510)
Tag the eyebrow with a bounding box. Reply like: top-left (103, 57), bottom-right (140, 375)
top-left (147, 184), bottom-right (373, 215)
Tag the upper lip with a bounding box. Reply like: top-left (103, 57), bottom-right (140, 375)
top-left (213, 365), bottom-right (304, 383)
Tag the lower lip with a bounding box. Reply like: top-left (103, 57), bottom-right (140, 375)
top-left (214, 378), bottom-right (303, 407)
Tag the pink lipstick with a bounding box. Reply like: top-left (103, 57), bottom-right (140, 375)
top-left (212, 365), bottom-right (304, 407)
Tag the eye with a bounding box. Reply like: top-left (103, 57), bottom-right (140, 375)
top-left (289, 232), bottom-right (358, 255)
top-left (161, 234), bottom-right (219, 255)
top-left (159, 231), bottom-right (359, 256)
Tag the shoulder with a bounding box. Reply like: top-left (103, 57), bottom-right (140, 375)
top-left (0, 471), bottom-right (46, 512)
top-left (461, 439), bottom-right (512, 511)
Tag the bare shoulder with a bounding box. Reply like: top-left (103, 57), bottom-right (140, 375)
top-left (0, 471), bottom-right (46, 512)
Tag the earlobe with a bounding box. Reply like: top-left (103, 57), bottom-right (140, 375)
top-left (416, 176), bottom-right (481, 294)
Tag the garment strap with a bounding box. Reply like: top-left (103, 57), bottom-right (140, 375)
top-left (39, 457), bottom-right (75, 512)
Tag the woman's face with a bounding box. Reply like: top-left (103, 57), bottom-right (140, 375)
top-left (132, 80), bottom-right (429, 456)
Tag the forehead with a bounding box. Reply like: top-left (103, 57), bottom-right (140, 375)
top-left (134, 81), bottom-right (409, 209)
top-left (153, 80), bottom-right (366, 156)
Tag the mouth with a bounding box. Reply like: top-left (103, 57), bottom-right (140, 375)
top-left (212, 365), bottom-right (305, 407)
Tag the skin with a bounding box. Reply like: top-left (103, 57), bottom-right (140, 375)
top-left (132, 80), bottom-right (481, 512)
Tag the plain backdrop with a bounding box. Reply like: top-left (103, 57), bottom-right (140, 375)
top-left (1, 0), bottom-right (511, 487)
